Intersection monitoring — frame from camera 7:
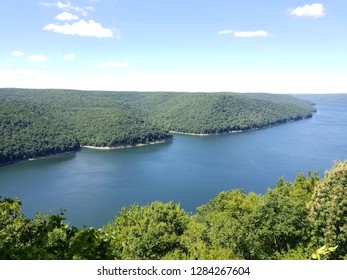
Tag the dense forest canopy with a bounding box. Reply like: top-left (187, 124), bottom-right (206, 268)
top-left (1, 161), bottom-right (346, 260)
top-left (0, 88), bottom-right (315, 165)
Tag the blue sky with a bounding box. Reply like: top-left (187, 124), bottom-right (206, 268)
top-left (0, 0), bottom-right (346, 93)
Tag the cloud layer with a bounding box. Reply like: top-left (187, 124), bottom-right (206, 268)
top-left (56, 12), bottom-right (79, 21)
top-left (41, 1), bottom-right (116, 38)
top-left (290, 3), bottom-right (325, 18)
top-left (44, 20), bottom-right (114, 38)
top-left (40, 1), bottom-right (94, 16)
top-left (11, 50), bottom-right (25, 57)
top-left (218, 29), bottom-right (269, 38)
top-left (26, 55), bottom-right (49, 63)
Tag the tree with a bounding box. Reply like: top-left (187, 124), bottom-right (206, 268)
top-left (308, 161), bottom-right (347, 259)
top-left (0, 197), bottom-right (26, 259)
top-left (194, 190), bottom-right (263, 259)
top-left (2, 162), bottom-right (347, 260)
top-left (102, 201), bottom-right (189, 259)
top-left (255, 176), bottom-right (315, 259)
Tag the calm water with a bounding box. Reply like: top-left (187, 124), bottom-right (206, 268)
top-left (1, 101), bottom-right (347, 228)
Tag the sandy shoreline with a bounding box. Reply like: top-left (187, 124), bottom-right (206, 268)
top-left (81, 139), bottom-right (172, 150)
top-left (169, 130), bottom-right (243, 136)
top-left (1, 140), bottom-right (171, 166)
top-left (169, 131), bottom-right (210, 136)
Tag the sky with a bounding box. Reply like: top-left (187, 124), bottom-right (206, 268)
top-left (0, 0), bottom-right (346, 93)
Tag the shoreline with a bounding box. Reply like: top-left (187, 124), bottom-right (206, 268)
top-left (169, 131), bottom-right (210, 136)
top-left (1, 116), bottom-right (313, 166)
top-left (0, 150), bottom-right (77, 167)
top-left (169, 130), bottom-right (243, 137)
top-left (169, 115), bottom-right (313, 137)
top-left (0, 139), bottom-right (172, 166)
top-left (28, 150), bottom-right (77, 161)
top-left (81, 138), bottom-right (172, 150)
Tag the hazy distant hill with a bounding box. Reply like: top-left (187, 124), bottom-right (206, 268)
top-left (293, 93), bottom-right (347, 104)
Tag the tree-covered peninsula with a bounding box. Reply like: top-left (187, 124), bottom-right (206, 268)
top-left (0, 88), bottom-right (316, 165)
top-left (1, 161), bottom-right (346, 260)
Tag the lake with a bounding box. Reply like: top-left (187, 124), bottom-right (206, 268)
top-left (1, 98), bottom-right (347, 228)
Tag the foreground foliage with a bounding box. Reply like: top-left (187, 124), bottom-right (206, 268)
top-left (1, 161), bottom-right (346, 260)
top-left (0, 88), bottom-right (315, 165)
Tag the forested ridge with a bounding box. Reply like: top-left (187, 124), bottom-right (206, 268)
top-left (0, 88), bottom-right (315, 165)
top-left (1, 161), bottom-right (346, 260)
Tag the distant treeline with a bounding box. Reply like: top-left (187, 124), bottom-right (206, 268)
top-left (0, 88), bottom-right (316, 165)
top-left (292, 94), bottom-right (347, 104)
top-left (1, 161), bottom-right (346, 260)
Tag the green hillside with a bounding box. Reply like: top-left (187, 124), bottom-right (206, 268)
top-left (125, 92), bottom-right (316, 133)
top-left (0, 99), bottom-right (79, 164)
top-left (0, 88), bottom-right (316, 164)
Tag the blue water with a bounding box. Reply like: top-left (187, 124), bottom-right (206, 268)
top-left (1, 100), bottom-right (347, 228)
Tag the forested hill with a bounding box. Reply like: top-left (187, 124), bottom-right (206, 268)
top-left (0, 88), bottom-right (315, 165)
top-left (124, 91), bottom-right (316, 134)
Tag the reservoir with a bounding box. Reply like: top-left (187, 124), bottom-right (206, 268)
top-left (1, 99), bottom-right (347, 228)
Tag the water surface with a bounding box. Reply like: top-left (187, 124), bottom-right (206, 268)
top-left (1, 101), bottom-right (347, 228)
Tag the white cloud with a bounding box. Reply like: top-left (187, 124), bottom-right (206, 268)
top-left (43, 20), bottom-right (114, 38)
top-left (11, 50), bottom-right (25, 57)
top-left (58, 1), bottom-right (94, 16)
top-left (234, 30), bottom-right (269, 38)
top-left (96, 61), bottom-right (129, 68)
top-left (218, 30), bottom-right (234, 35)
top-left (26, 55), bottom-right (49, 63)
top-left (40, 1), bottom-right (94, 16)
top-left (290, 3), bottom-right (325, 18)
top-left (39, 2), bottom-right (54, 7)
top-left (218, 29), bottom-right (269, 38)
top-left (56, 12), bottom-right (79, 21)
top-left (64, 53), bottom-right (75, 60)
